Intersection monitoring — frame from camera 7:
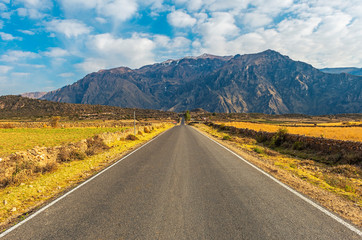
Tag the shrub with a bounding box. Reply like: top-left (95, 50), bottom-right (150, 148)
top-left (137, 130), bottom-right (143, 136)
top-left (184, 110), bottom-right (191, 121)
top-left (223, 135), bottom-right (231, 140)
top-left (271, 127), bottom-right (288, 147)
top-left (126, 134), bottom-right (138, 141)
top-left (253, 146), bottom-right (263, 154)
top-left (292, 141), bottom-right (305, 150)
top-left (86, 136), bottom-right (110, 156)
top-left (144, 126), bottom-right (150, 133)
top-left (1, 123), bottom-right (14, 129)
top-left (49, 116), bottom-right (61, 128)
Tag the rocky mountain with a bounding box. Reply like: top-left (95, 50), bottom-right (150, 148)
top-left (320, 67), bottom-right (362, 76)
top-left (21, 91), bottom-right (47, 99)
top-left (42, 50), bottom-right (362, 115)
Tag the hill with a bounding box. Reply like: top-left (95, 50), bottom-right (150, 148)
top-left (41, 50), bottom-right (362, 115)
top-left (320, 67), bottom-right (362, 76)
top-left (0, 95), bottom-right (178, 120)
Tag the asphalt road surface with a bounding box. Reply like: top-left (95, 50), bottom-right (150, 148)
top-left (1, 124), bottom-right (361, 239)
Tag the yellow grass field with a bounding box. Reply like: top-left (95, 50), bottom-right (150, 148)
top-left (0, 123), bottom-right (174, 228)
top-left (0, 127), bottom-right (129, 157)
top-left (218, 121), bottom-right (362, 142)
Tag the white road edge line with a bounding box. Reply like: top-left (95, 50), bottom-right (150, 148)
top-left (192, 126), bottom-right (362, 236)
top-left (0, 127), bottom-right (174, 238)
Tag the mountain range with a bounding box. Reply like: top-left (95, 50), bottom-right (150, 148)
top-left (320, 67), bottom-right (362, 76)
top-left (38, 50), bottom-right (361, 115)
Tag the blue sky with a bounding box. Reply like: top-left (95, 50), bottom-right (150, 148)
top-left (0, 0), bottom-right (362, 95)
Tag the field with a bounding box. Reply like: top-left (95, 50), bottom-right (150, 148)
top-left (0, 126), bottom-right (128, 157)
top-left (217, 121), bottom-right (362, 142)
top-left (0, 121), bottom-right (174, 228)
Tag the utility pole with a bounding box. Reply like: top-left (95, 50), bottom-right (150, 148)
top-left (134, 111), bottom-right (136, 135)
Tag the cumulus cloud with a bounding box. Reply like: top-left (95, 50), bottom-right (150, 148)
top-left (243, 12), bottom-right (272, 28)
top-left (0, 50), bottom-right (38, 62)
top-left (11, 72), bottom-right (30, 77)
top-left (58, 72), bottom-right (74, 78)
top-left (154, 35), bottom-right (192, 60)
top-left (167, 10), bottom-right (197, 27)
top-left (46, 19), bottom-right (92, 38)
top-left (197, 12), bottom-right (240, 55)
top-left (60, 0), bottom-right (138, 22)
top-left (0, 65), bottom-right (12, 74)
top-left (0, 3), bottom-right (7, 11)
top-left (18, 29), bottom-right (35, 35)
top-left (43, 47), bottom-right (70, 57)
top-left (0, 32), bottom-right (22, 41)
top-left (76, 33), bottom-right (155, 72)
top-left (14, 0), bottom-right (52, 19)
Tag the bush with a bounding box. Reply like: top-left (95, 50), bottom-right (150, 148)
top-left (85, 136), bottom-right (110, 156)
top-left (49, 116), bottom-right (61, 128)
top-left (292, 141), bottom-right (305, 150)
top-left (184, 110), bottom-right (191, 121)
top-left (144, 126), bottom-right (150, 133)
top-left (271, 127), bottom-right (288, 147)
top-left (253, 146), bottom-right (263, 154)
top-left (126, 134), bottom-right (139, 141)
top-left (137, 130), bottom-right (143, 136)
top-left (223, 135), bottom-right (231, 140)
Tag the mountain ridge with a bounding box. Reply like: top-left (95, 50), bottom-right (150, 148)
top-left (40, 50), bottom-right (362, 115)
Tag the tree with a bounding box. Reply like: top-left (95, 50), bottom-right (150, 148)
top-left (184, 110), bottom-right (191, 122)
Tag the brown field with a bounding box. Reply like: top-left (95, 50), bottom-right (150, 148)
top-left (217, 121), bottom-right (362, 142)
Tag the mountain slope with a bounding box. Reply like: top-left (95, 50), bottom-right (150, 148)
top-left (320, 67), bottom-right (362, 76)
top-left (42, 50), bottom-right (362, 115)
top-left (0, 95), bottom-right (177, 120)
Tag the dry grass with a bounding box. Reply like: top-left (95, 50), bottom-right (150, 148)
top-left (218, 121), bottom-right (362, 142)
top-left (0, 126), bottom-right (128, 157)
top-left (194, 123), bottom-right (362, 226)
top-left (0, 123), bottom-right (174, 229)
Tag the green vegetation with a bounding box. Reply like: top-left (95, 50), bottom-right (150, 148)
top-left (253, 146), bottom-right (264, 154)
top-left (184, 110), bottom-right (191, 122)
top-left (222, 134), bottom-right (231, 140)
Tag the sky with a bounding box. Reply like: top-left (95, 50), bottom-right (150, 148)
top-left (0, 0), bottom-right (362, 95)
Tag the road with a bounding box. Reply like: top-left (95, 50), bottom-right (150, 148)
top-left (1, 124), bottom-right (361, 239)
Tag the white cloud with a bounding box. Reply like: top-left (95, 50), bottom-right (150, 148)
top-left (0, 32), bottom-right (22, 41)
top-left (167, 10), bottom-right (196, 27)
top-left (18, 29), bottom-right (35, 35)
top-left (99, 0), bottom-right (137, 22)
top-left (95, 17), bottom-right (107, 24)
top-left (197, 12), bottom-right (240, 55)
top-left (14, 0), bottom-right (52, 19)
top-left (46, 19), bottom-right (92, 38)
top-left (60, 0), bottom-right (138, 22)
top-left (0, 65), bottom-right (12, 74)
top-left (12, 72), bottom-right (30, 77)
top-left (0, 50), bottom-right (38, 62)
top-left (1, 11), bottom-right (11, 19)
top-left (243, 12), bottom-right (272, 28)
top-left (44, 47), bottom-right (69, 57)
top-left (0, 3), bottom-right (7, 11)
top-left (15, 0), bottom-right (52, 9)
top-left (77, 33), bottom-right (155, 72)
top-left (58, 72), bottom-right (74, 78)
